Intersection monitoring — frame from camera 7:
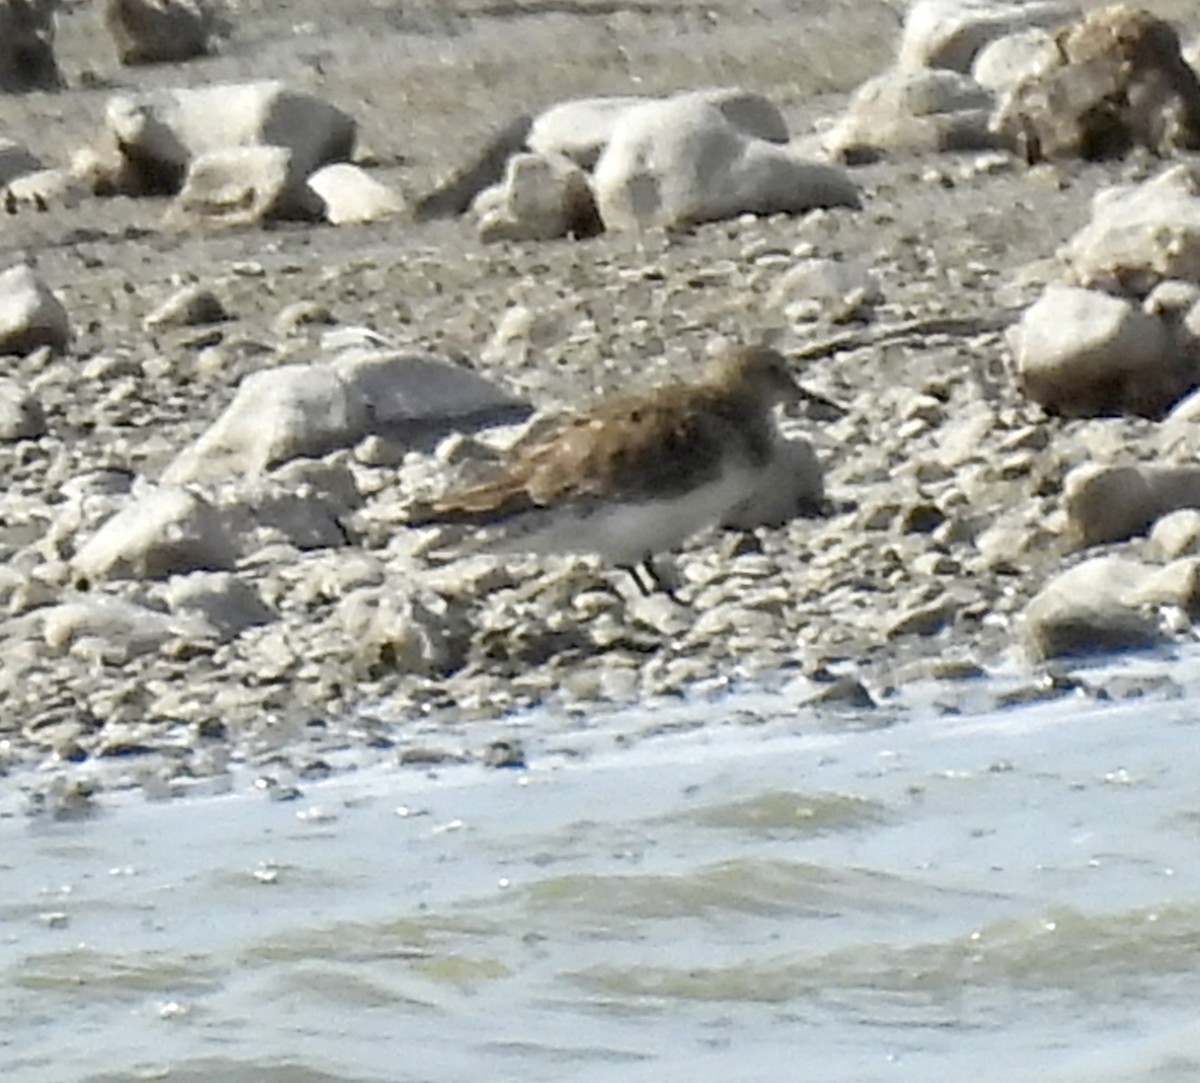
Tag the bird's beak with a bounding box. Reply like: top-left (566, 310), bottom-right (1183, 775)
top-left (792, 383), bottom-right (848, 418)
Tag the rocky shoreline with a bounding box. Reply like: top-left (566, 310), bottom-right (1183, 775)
top-left (2, 0), bottom-right (1200, 805)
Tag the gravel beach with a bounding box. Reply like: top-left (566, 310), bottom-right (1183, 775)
top-left (2, 0), bottom-right (1200, 802)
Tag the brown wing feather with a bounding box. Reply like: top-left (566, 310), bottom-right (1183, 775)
top-left (417, 384), bottom-right (741, 525)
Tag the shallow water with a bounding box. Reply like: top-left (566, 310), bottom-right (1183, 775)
top-left (3, 653), bottom-right (1200, 1083)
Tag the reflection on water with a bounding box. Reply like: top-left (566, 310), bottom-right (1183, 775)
top-left (3, 653), bottom-right (1200, 1082)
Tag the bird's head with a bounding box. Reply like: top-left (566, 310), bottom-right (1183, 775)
top-left (716, 345), bottom-right (847, 416)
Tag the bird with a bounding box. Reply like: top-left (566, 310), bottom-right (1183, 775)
top-left (406, 345), bottom-right (838, 597)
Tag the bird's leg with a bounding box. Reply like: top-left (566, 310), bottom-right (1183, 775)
top-left (640, 558), bottom-right (682, 603)
top-left (620, 563), bottom-right (654, 598)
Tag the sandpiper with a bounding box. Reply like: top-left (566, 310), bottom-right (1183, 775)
top-left (408, 345), bottom-right (836, 596)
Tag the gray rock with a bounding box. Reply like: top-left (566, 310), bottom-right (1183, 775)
top-left (42, 596), bottom-right (176, 662)
top-left (1065, 462), bottom-right (1200, 546)
top-left (0, 377), bottom-right (45, 440)
top-left (163, 571), bottom-right (275, 640)
top-left (824, 67), bottom-right (1001, 161)
top-left (1009, 284), bottom-right (1182, 417)
top-left (473, 151), bottom-right (600, 242)
top-left (307, 162), bottom-right (405, 225)
top-left (1022, 554), bottom-right (1200, 660)
top-left (991, 6), bottom-right (1200, 162)
top-left (593, 90), bottom-right (858, 231)
top-left (0, 0), bottom-right (59, 92)
top-left (169, 145), bottom-right (321, 227)
top-left (1062, 165), bottom-right (1200, 296)
top-left (0, 264), bottom-right (69, 356)
top-left (971, 27), bottom-right (1058, 94)
top-left (80, 81), bottom-right (355, 198)
top-left (166, 350), bottom-right (528, 483)
top-left (103, 0), bottom-right (213, 66)
top-left (72, 486), bottom-right (238, 582)
top-left (1150, 508), bottom-right (1200, 559)
top-left (337, 587), bottom-right (472, 677)
top-left (898, 0), bottom-right (1076, 73)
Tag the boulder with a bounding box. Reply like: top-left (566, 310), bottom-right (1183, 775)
top-left (162, 570), bottom-right (275, 640)
top-left (971, 27), bottom-right (1059, 94)
top-left (0, 264), bottom-right (69, 356)
top-left (72, 486), bottom-right (238, 582)
top-left (168, 145), bottom-right (321, 226)
top-left (1149, 507), bottom-right (1200, 559)
top-left (898, 0), bottom-right (1076, 72)
top-left (593, 93), bottom-right (858, 231)
top-left (991, 5), bottom-right (1200, 162)
top-left (165, 364), bottom-right (365, 483)
top-left (1061, 165), bottom-right (1200, 296)
top-left (1009, 284), bottom-right (1185, 417)
top-left (1021, 554), bottom-right (1200, 660)
top-left (165, 350), bottom-right (528, 483)
top-left (0, 0), bottom-right (60, 92)
top-left (473, 151), bottom-right (601, 242)
top-left (529, 87), bottom-right (790, 171)
top-left (218, 460), bottom-right (360, 552)
top-left (103, 0), bottom-right (213, 65)
top-left (527, 96), bottom-right (651, 167)
top-left (80, 81), bottom-right (355, 197)
top-left (822, 68), bottom-right (1001, 161)
top-left (307, 162), bottom-right (405, 225)
top-left (0, 377), bottom-right (45, 440)
top-left (1065, 461), bottom-right (1200, 545)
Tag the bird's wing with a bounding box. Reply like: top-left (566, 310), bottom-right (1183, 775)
top-left (521, 388), bottom-right (729, 505)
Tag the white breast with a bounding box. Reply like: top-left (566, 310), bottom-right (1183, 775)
top-left (486, 464), bottom-right (755, 563)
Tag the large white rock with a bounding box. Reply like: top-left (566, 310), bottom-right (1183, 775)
top-left (307, 162), bottom-right (404, 225)
top-left (165, 351), bottom-right (529, 483)
top-left (1065, 462), bottom-right (1200, 546)
top-left (1009, 284), bottom-right (1183, 417)
top-left (1062, 165), bottom-right (1200, 296)
top-left (72, 486), bottom-right (238, 582)
top-left (168, 145), bottom-right (319, 226)
top-left (0, 0), bottom-right (59, 92)
top-left (473, 151), bottom-right (600, 242)
top-left (970, 26), bottom-right (1058, 94)
top-left (1022, 554), bottom-right (1200, 660)
top-left (103, 0), bottom-right (213, 65)
top-left (86, 81), bottom-right (355, 196)
top-left (527, 96), bottom-right (651, 168)
top-left (823, 67), bottom-right (999, 160)
top-left (593, 93), bottom-right (858, 231)
top-left (898, 0), bottom-right (1076, 73)
top-left (0, 264), bottom-right (69, 356)
top-left (529, 87), bottom-right (789, 169)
